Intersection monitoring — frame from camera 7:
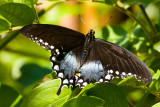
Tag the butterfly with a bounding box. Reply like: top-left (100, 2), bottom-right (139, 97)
top-left (20, 24), bottom-right (152, 95)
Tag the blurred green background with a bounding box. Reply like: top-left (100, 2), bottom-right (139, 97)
top-left (0, 0), bottom-right (160, 107)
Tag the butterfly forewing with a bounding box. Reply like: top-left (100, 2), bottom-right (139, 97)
top-left (20, 24), bottom-right (85, 52)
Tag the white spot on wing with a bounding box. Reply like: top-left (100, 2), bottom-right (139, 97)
top-left (128, 73), bottom-right (132, 76)
top-left (109, 70), bottom-right (113, 73)
top-left (83, 82), bottom-right (87, 86)
top-left (54, 65), bottom-right (59, 70)
top-left (63, 79), bottom-right (68, 84)
top-left (70, 79), bottom-right (73, 83)
top-left (58, 73), bottom-right (63, 78)
top-left (99, 79), bottom-right (103, 82)
top-left (122, 72), bottom-right (126, 75)
top-left (39, 39), bottom-right (43, 42)
top-left (56, 49), bottom-right (59, 53)
top-left (105, 74), bottom-right (111, 80)
top-left (51, 57), bottom-right (56, 61)
top-left (44, 42), bottom-right (48, 45)
top-left (50, 45), bottom-right (54, 49)
top-left (115, 71), bottom-right (119, 75)
top-left (78, 79), bottom-right (83, 83)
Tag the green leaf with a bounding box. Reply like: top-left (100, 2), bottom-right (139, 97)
top-left (117, 77), bottom-right (145, 87)
top-left (0, 19), bottom-right (10, 34)
top-left (83, 83), bottom-right (128, 107)
top-left (0, 0), bottom-right (7, 6)
top-left (102, 27), bottom-right (109, 40)
top-left (131, 27), bottom-right (151, 53)
top-left (0, 0), bottom-right (38, 6)
top-left (0, 84), bottom-right (19, 107)
top-left (0, 30), bottom-right (19, 50)
top-left (78, 84), bottom-right (96, 95)
top-left (105, 0), bottom-right (118, 5)
top-left (122, 0), bottom-right (160, 5)
top-left (21, 79), bottom-right (72, 107)
top-left (150, 57), bottom-right (160, 71)
top-left (153, 70), bottom-right (160, 80)
top-left (0, 3), bottom-right (35, 26)
top-left (152, 102), bottom-right (160, 107)
top-left (17, 63), bottom-right (52, 86)
top-left (62, 96), bottom-right (104, 107)
top-left (104, 25), bottom-right (129, 47)
top-left (153, 41), bottom-right (160, 52)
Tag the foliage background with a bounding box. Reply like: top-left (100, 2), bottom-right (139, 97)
top-left (0, 0), bottom-right (160, 107)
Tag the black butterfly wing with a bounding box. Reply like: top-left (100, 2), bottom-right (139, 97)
top-left (20, 24), bottom-right (85, 95)
top-left (20, 24), bottom-right (85, 52)
top-left (76, 38), bottom-right (152, 87)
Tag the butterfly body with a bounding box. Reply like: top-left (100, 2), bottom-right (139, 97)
top-left (20, 24), bottom-right (152, 95)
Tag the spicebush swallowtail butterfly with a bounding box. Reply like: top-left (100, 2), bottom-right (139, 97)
top-left (20, 24), bottom-right (152, 95)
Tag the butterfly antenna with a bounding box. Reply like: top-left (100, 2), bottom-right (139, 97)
top-left (92, 16), bottom-right (112, 29)
top-left (79, 15), bottom-right (91, 29)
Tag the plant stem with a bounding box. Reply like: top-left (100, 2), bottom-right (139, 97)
top-left (30, 0), bottom-right (39, 23)
top-left (139, 5), bottom-right (157, 35)
top-left (115, 4), bottom-right (153, 44)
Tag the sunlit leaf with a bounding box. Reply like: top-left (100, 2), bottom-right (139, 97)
top-left (0, 0), bottom-right (38, 6)
top-left (153, 70), bottom-right (160, 80)
top-left (78, 84), bottom-right (96, 96)
top-left (117, 77), bottom-right (145, 87)
top-left (82, 83), bottom-right (128, 107)
top-left (152, 102), bottom-right (160, 107)
top-left (0, 3), bottom-right (35, 26)
top-left (21, 79), bottom-right (72, 107)
top-left (62, 96), bottom-right (104, 107)
top-left (0, 19), bottom-right (10, 34)
top-left (154, 41), bottom-right (160, 52)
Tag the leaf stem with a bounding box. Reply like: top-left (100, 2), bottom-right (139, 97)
top-left (139, 5), bottom-right (157, 35)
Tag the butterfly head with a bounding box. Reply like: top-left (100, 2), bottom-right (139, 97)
top-left (86, 29), bottom-right (95, 41)
top-left (88, 29), bottom-right (95, 35)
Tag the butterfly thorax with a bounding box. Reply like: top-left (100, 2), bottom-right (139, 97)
top-left (80, 29), bottom-right (95, 66)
